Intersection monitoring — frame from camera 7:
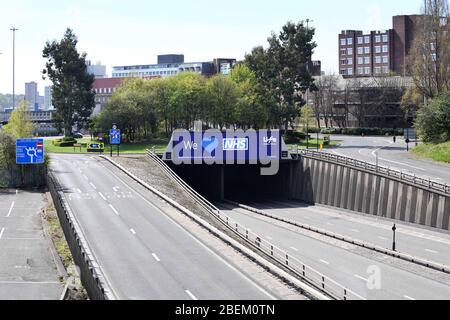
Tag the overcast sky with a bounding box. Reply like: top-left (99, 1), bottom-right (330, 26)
top-left (0, 0), bottom-right (423, 95)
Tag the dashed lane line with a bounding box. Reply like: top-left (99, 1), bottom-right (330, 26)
top-left (6, 201), bottom-right (15, 218)
top-left (109, 204), bottom-right (120, 216)
top-left (152, 253), bottom-right (161, 262)
top-left (185, 290), bottom-right (198, 301)
top-left (0, 228), bottom-right (5, 239)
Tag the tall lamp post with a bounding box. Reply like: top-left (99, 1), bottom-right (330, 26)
top-left (10, 27), bottom-right (18, 110)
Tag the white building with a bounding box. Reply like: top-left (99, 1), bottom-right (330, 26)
top-left (86, 60), bottom-right (107, 79)
top-left (44, 86), bottom-right (53, 110)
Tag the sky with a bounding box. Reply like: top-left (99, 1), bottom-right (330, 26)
top-left (0, 0), bottom-right (424, 95)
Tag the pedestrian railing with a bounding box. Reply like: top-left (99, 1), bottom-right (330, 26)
top-left (292, 149), bottom-right (450, 196)
top-left (147, 151), bottom-right (365, 300)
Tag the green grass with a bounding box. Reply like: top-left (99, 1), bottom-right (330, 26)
top-left (44, 138), bottom-right (169, 154)
top-left (412, 141), bottom-right (450, 163)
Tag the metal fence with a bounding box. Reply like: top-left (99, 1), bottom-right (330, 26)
top-left (293, 149), bottom-right (450, 196)
top-left (147, 151), bottom-right (365, 300)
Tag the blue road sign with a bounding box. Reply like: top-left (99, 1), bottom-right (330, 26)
top-left (16, 139), bottom-right (45, 165)
top-left (110, 129), bottom-right (121, 145)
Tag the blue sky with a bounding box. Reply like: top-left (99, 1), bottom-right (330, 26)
top-left (0, 0), bottom-right (423, 95)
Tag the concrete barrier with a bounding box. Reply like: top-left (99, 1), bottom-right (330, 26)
top-left (291, 155), bottom-right (450, 231)
top-left (47, 172), bottom-right (115, 300)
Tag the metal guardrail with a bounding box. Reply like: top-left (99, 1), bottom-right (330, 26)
top-left (147, 151), bottom-right (365, 300)
top-left (293, 149), bottom-right (450, 196)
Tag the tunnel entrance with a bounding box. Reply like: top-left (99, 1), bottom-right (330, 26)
top-left (166, 161), bottom-right (294, 202)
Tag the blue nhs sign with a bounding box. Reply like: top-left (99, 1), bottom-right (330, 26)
top-left (223, 138), bottom-right (249, 151)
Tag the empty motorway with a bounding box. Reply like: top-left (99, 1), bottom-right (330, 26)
top-left (49, 154), bottom-right (281, 300)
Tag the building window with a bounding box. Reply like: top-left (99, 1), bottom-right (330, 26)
top-left (375, 56), bottom-right (382, 64)
top-left (375, 46), bottom-right (381, 53)
top-left (340, 69), bottom-right (347, 75)
top-left (382, 45), bottom-right (388, 53)
top-left (347, 38), bottom-right (353, 45)
top-left (347, 68), bottom-right (353, 75)
top-left (340, 49), bottom-right (347, 55)
top-left (364, 57), bottom-right (370, 64)
top-left (358, 57), bottom-right (364, 65)
top-left (375, 67), bottom-right (381, 74)
top-left (364, 67), bottom-right (371, 75)
top-left (347, 58), bottom-right (353, 65)
top-left (382, 34), bottom-right (388, 42)
top-left (340, 38), bottom-right (346, 46)
top-left (358, 37), bottom-right (363, 44)
top-left (358, 47), bottom-right (364, 54)
top-left (358, 67), bottom-right (364, 74)
top-left (382, 56), bottom-right (389, 63)
top-left (364, 36), bottom-right (370, 44)
top-left (375, 35), bottom-right (381, 43)
top-left (382, 66), bottom-right (389, 73)
top-left (364, 47), bottom-right (370, 54)
top-left (347, 48), bottom-right (353, 55)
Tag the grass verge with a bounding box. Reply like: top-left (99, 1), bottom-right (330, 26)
top-left (412, 141), bottom-right (450, 163)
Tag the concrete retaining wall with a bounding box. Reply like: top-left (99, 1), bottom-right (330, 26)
top-left (0, 165), bottom-right (47, 188)
top-left (290, 157), bottom-right (450, 231)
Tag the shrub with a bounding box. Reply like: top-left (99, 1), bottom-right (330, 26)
top-left (415, 92), bottom-right (450, 143)
top-left (283, 131), bottom-right (310, 144)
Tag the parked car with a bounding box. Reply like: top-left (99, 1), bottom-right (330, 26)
top-left (72, 132), bottom-right (83, 139)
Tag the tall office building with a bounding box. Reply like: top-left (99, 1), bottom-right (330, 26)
top-left (86, 60), bottom-right (107, 79)
top-left (25, 82), bottom-right (39, 109)
top-left (338, 15), bottom-right (421, 78)
top-left (44, 86), bottom-right (53, 110)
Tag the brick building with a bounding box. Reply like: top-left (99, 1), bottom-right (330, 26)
top-left (339, 15), bottom-right (421, 78)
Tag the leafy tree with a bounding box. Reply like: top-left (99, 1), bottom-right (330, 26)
top-left (415, 91), bottom-right (450, 142)
top-left (42, 28), bottom-right (95, 137)
top-left (205, 74), bottom-right (238, 129)
top-left (245, 21), bottom-right (317, 131)
top-left (3, 101), bottom-right (35, 138)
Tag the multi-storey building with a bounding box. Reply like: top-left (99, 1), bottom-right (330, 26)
top-left (339, 15), bottom-right (421, 78)
top-left (92, 78), bottom-right (125, 115)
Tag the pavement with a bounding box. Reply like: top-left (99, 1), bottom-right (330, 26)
top-left (217, 203), bottom-right (450, 300)
top-left (49, 154), bottom-right (280, 300)
top-left (0, 190), bottom-right (64, 300)
top-left (325, 135), bottom-right (450, 184)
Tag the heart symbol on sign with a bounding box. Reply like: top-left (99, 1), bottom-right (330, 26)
top-left (202, 137), bottom-right (219, 154)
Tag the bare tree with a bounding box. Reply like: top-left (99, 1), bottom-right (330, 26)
top-left (407, 0), bottom-right (450, 100)
top-left (311, 74), bottom-right (340, 128)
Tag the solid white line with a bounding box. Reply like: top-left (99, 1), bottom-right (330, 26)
top-left (152, 253), bottom-right (161, 262)
top-left (378, 236), bottom-right (389, 241)
top-left (130, 228), bottom-right (136, 235)
top-left (320, 259), bottom-right (330, 265)
top-left (6, 201), bottom-right (15, 218)
top-left (98, 192), bottom-right (107, 201)
top-left (103, 162), bottom-right (278, 300)
top-left (404, 295), bottom-right (416, 300)
top-left (0, 228), bottom-right (5, 239)
top-left (290, 246), bottom-right (299, 252)
top-left (109, 204), bottom-right (119, 216)
top-left (425, 249), bottom-right (438, 254)
top-left (185, 290), bottom-right (198, 301)
top-left (354, 274), bottom-right (368, 282)
top-left (89, 182), bottom-right (97, 190)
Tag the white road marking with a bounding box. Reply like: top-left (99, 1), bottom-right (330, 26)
top-left (82, 174), bottom-right (88, 180)
top-left (371, 148), bottom-right (426, 171)
top-left (290, 246), bottom-right (299, 252)
top-left (425, 249), bottom-right (438, 254)
top-left (130, 228), bottom-right (136, 235)
top-left (77, 188), bottom-right (82, 194)
top-left (109, 204), bottom-right (119, 216)
top-left (326, 222), bottom-right (334, 226)
top-left (320, 259), bottom-right (330, 265)
top-left (185, 290), bottom-right (198, 301)
top-left (404, 295), bottom-right (416, 300)
top-left (15, 189), bottom-right (18, 195)
top-left (378, 236), bottom-right (389, 241)
top-left (98, 192), bottom-right (107, 201)
top-left (0, 228), bottom-right (5, 239)
top-left (6, 201), bottom-right (15, 218)
top-left (0, 281), bottom-right (60, 285)
top-left (152, 253), bottom-right (161, 262)
top-left (351, 229), bottom-right (360, 233)
top-left (267, 236), bottom-right (273, 240)
top-left (354, 274), bottom-right (368, 282)
top-left (113, 187), bottom-right (118, 192)
top-left (89, 182), bottom-right (97, 190)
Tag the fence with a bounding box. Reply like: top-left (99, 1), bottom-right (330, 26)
top-left (147, 151), bottom-right (365, 300)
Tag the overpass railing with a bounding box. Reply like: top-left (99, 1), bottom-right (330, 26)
top-left (293, 149), bottom-right (450, 196)
top-left (147, 151), bottom-right (365, 300)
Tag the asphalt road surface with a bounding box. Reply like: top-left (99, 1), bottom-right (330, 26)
top-left (50, 154), bottom-right (278, 300)
top-left (326, 135), bottom-right (450, 184)
top-left (0, 190), bottom-right (63, 300)
top-left (217, 203), bottom-right (450, 300)
top-left (228, 199), bottom-right (450, 268)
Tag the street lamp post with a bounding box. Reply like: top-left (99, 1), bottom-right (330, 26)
top-left (10, 28), bottom-right (19, 110)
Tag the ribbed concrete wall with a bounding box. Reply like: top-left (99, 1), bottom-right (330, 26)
top-left (290, 157), bottom-right (450, 231)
